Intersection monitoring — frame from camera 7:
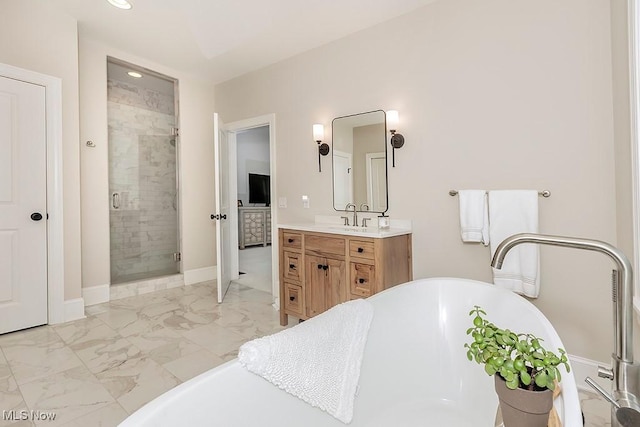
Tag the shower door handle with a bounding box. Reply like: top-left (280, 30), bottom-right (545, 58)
top-left (112, 192), bottom-right (120, 209)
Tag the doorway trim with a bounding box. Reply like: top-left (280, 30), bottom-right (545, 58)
top-left (0, 62), bottom-right (65, 324)
top-left (225, 114), bottom-right (278, 304)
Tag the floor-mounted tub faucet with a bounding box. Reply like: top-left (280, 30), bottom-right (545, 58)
top-left (491, 233), bottom-right (640, 427)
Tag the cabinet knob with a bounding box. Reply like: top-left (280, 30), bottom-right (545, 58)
top-left (317, 264), bottom-right (323, 269)
top-left (358, 278), bottom-right (365, 284)
top-left (289, 264), bottom-right (296, 269)
top-left (289, 296), bottom-right (295, 301)
top-left (322, 265), bottom-right (328, 270)
top-left (357, 247), bottom-right (364, 253)
top-left (288, 238), bottom-right (294, 243)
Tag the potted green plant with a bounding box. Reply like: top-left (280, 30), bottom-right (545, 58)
top-left (464, 306), bottom-right (571, 427)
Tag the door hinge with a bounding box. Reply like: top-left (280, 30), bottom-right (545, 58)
top-left (171, 127), bottom-right (179, 137)
top-left (173, 252), bottom-right (182, 262)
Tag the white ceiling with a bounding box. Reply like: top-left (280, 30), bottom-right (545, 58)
top-left (51, 0), bottom-right (436, 84)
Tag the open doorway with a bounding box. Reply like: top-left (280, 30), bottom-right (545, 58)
top-left (234, 126), bottom-right (272, 292)
top-left (224, 114), bottom-right (278, 305)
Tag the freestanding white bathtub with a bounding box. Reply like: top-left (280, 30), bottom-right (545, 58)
top-left (120, 278), bottom-right (582, 426)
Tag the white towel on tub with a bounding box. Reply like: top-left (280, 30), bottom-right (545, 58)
top-left (489, 190), bottom-right (540, 298)
top-left (238, 299), bottom-right (374, 424)
top-left (458, 189), bottom-right (489, 245)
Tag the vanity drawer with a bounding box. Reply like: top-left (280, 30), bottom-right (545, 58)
top-left (350, 263), bottom-right (376, 297)
top-left (283, 251), bottom-right (301, 282)
top-left (349, 240), bottom-right (375, 260)
top-left (305, 235), bottom-right (345, 257)
top-left (284, 282), bottom-right (304, 317)
top-left (282, 231), bottom-right (302, 249)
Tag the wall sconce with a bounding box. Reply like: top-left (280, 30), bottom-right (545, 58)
top-left (386, 110), bottom-right (405, 167)
top-left (313, 124), bottom-right (329, 172)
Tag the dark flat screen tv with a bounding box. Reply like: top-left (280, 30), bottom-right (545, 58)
top-left (248, 173), bottom-right (270, 206)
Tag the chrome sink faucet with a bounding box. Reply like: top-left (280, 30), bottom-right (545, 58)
top-left (345, 203), bottom-right (358, 227)
top-left (491, 233), bottom-right (640, 427)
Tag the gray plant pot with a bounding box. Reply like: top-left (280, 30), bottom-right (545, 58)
top-left (494, 375), bottom-right (554, 427)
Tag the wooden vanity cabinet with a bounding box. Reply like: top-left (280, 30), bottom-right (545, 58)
top-left (305, 255), bottom-right (348, 317)
top-left (279, 228), bottom-right (412, 326)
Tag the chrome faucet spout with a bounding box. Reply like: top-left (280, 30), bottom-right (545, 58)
top-left (491, 233), bottom-right (638, 427)
top-left (345, 203), bottom-right (358, 227)
top-left (491, 232), bottom-right (633, 363)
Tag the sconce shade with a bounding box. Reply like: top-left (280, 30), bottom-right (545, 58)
top-left (313, 123), bottom-right (329, 172)
top-left (386, 110), bottom-right (404, 168)
top-left (386, 110), bottom-right (399, 131)
top-left (313, 124), bottom-right (324, 142)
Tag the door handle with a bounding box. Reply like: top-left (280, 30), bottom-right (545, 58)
top-left (211, 214), bottom-right (219, 220)
top-left (30, 212), bottom-right (43, 221)
top-left (112, 192), bottom-right (120, 209)
top-left (221, 214), bottom-right (227, 220)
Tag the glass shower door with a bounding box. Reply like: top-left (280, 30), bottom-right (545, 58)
top-left (107, 60), bottom-right (179, 284)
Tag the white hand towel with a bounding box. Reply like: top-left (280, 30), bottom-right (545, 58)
top-left (458, 190), bottom-right (489, 245)
top-left (489, 190), bottom-right (540, 298)
top-left (238, 299), bottom-right (374, 424)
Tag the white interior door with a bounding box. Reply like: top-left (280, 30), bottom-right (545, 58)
top-left (0, 76), bottom-right (47, 334)
top-left (366, 152), bottom-right (386, 212)
top-left (214, 113), bottom-right (232, 303)
top-left (333, 150), bottom-right (353, 208)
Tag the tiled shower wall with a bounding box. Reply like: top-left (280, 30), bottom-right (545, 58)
top-left (108, 78), bottom-right (178, 284)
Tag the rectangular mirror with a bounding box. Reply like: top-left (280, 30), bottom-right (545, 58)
top-left (332, 110), bottom-right (388, 213)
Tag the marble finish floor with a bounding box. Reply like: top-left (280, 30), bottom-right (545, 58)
top-left (0, 279), bottom-right (612, 426)
top-left (0, 281), bottom-right (286, 426)
top-left (581, 390), bottom-right (612, 426)
top-left (234, 245), bottom-right (272, 293)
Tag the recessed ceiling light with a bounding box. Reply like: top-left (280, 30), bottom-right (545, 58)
top-left (127, 71), bottom-right (142, 78)
top-left (107, 0), bottom-right (132, 10)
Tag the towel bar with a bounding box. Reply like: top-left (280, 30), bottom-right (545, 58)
top-left (449, 189), bottom-right (551, 198)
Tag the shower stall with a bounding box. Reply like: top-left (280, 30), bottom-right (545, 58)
top-left (107, 59), bottom-right (180, 285)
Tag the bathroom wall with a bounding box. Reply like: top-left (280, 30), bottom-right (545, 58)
top-left (215, 0), bottom-right (620, 362)
top-left (0, 0), bottom-right (82, 301)
top-left (107, 77), bottom-right (178, 283)
top-left (79, 38), bottom-right (217, 292)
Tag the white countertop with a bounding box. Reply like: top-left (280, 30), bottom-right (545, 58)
top-left (277, 222), bottom-right (412, 239)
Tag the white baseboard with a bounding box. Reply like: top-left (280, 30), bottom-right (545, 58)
top-left (64, 298), bottom-right (86, 323)
top-left (569, 353), bottom-right (612, 392)
top-left (82, 284), bottom-right (110, 306)
top-left (184, 266), bottom-right (216, 285)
